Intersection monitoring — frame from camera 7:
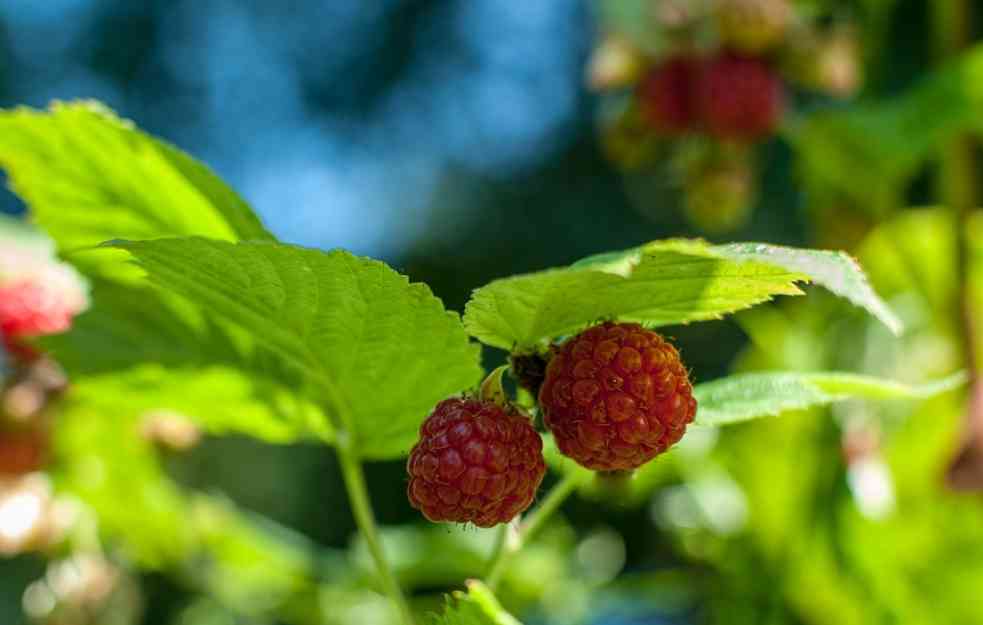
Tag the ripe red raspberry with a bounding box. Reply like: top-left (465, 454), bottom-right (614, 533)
top-left (696, 52), bottom-right (784, 141)
top-left (0, 427), bottom-right (48, 475)
top-left (637, 56), bottom-right (701, 135)
top-left (407, 398), bottom-right (546, 528)
top-left (539, 322), bottom-right (697, 472)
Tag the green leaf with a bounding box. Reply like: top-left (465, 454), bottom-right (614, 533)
top-left (789, 43), bottom-right (983, 216)
top-left (54, 381), bottom-right (326, 622)
top-left (433, 581), bottom-right (523, 625)
top-left (75, 366), bottom-right (331, 444)
top-left (693, 371), bottom-right (968, 427)
top-left (107, 237), bottom-right (483, 459)
top-left (464, 239), bottom-right (900, 351)
top-left (0, 101), bottom-right (273, 275)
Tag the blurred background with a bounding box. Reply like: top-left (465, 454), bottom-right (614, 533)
top-left (1, 1), bottom-right (982, 624)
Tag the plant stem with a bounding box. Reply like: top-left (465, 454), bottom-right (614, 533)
top-left (485, 473), bottom-right (581, 591)
top-left (336, 434), bottom-right (416, 625)
top-left (933, 0), bottom-right (983, 486)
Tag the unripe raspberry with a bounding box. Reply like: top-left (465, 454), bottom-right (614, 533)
top-left (684, 152), bottom-right (755, 233)
top-left (637, 56), bottom-right (701, 135)
top-left (407, 398), bottom-right (546, 527)
top-left (539, 322), bottom-right (697, 471)
top-left (586, 36), bottom-right (645, 91)
top-left (716, 0), bottom-right (791, 54)
top-left (696, 52), bottom-right (784, 141)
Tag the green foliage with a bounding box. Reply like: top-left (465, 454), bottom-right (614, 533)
top-left (791, 44), bottom-right (983, 215)
top-left (433, 581), bottom-right (522, 625)
top-left (107, 236), bottom-right (483, 459)
top-left (54, 378), bottom-right (327, 623)
top-left (0, 101), bottom-right (272, 250)
top-left (693, 370), bottom-right (967, 426)
top-left (464, 239), bottom-right (899, 351)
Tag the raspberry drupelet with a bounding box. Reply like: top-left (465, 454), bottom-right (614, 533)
top-left (407, 398), bottom-right (546, 528)
top-left (696, 52), bottom-right (784, 141)
top-left (539, 322), bottom-right (697, 472)
top-left (637, 56), bottom-right (701, 135)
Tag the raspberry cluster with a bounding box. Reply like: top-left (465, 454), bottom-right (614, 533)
top-left (588, 0), bottom-right (860, 232)
top-left (407, 398), bottom-right (545, 527)
top-left (539, 322), bottom-right (697, 471)
top-left (637, 52), bottom-right (783, 142)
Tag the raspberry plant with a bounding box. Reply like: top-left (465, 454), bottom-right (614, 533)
top-left (0, 102), bottom-right (967, 625)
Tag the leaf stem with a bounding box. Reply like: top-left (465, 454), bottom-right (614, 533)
top-left (485, 473), bottom-right (581, 591)
top-left (336, 434), bottom-right (416, 625)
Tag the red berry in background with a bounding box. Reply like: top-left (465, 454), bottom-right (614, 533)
top-left (0, 236), bottom-right (88, 341)
top-left (0, 281), bottom-right (78, 338)
top-left (696, 52), bottom-right (784, 141)
top-left (539, 322), bottom-right (697, 472)
top-left (0, 427), bottom-right (48, 475)
top-left (637, 56), bottom-right (701, 135)
top-left (407, 398), bottom-right (546, 528)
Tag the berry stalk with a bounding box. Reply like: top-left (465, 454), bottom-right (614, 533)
top-left (336, 433), bottom-right (416, 625)
top-left (484, 472), bottom-right (582, 592)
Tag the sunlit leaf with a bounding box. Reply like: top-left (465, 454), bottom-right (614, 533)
top-left (0, 101), bottom-right (272, 277)
top-left (693, 371), bottom-right (967, 426)
top-left (464, 239), bottom-right (900, 351)
top-left (107, 237), bottom-right (483, 459)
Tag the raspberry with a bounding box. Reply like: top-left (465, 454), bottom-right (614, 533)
top-left (637, 56), bottom-right (701, 135)
top-left (407, 398), bottom-right (546, 528)
top-left (0, 427), bottom-right (47, 475)
top-left (696, 52), bottom-right (784, 141)
top-left (0, 279), bottom-right (79, 338)
top-left (0, 238), bottom-right (88, 340)
top-left (716, 0), bottom-right (791, 54)
top-left (539, 322), bottom-right (697, 472)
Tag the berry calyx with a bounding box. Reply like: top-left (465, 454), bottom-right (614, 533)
top-left (407, 397), bottom-right (546, 528)
top-left (539, 322), bottom-right (697, 472)
top-left (509, 352), bottom-right (550, 398)
top-left (696, 52), bottom-right (784, 141)
top-left (637, 56), bottom-right (701, 135)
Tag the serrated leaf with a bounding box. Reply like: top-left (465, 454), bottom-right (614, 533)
top-left (464, 239), bottom-right (899, 351)
top-left (107, 237), bottom-right (483, 459)
top-left (433, 581), bottom-right (523, 625)
top-left (693, 371), bottom-right (968, 427)
top-left (0, 101), bottom-right (273, 275)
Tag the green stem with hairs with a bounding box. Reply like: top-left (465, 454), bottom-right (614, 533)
top-left (485, 473), bottom-right (582, 591)
top-left (336, 433), bottom-right (416, 625)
